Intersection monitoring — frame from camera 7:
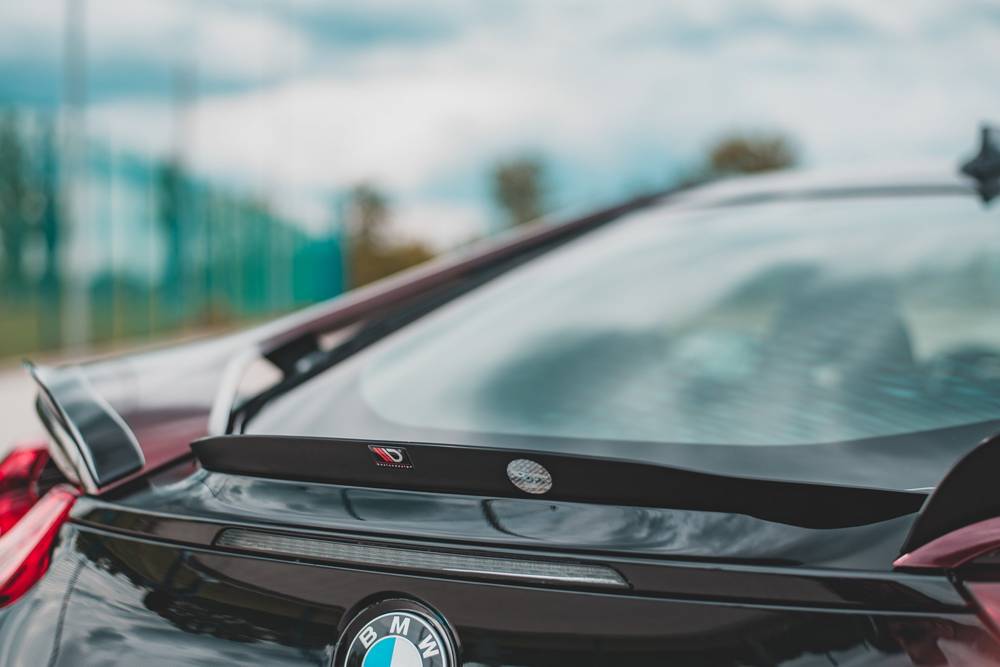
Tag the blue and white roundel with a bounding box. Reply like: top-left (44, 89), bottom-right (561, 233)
top-left (362, 636), bottom-right (423, 667)
top-left (341, 609), bottom-right (452, 667)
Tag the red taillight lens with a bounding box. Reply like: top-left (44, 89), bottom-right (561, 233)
top-left (0, 445), bottom-right (51, 535)
top-left (0, 444), bottom-right (79, 607)
top-left (966, 582), bottom-right (1000, 638)
top-left (896, 519), bottom-right (1000, 646)
top-left (0, 485), bottom-right (77, 606)
top-left (894, 517), bottom-right (1000, 571)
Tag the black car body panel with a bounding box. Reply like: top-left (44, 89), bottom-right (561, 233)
top-left (4, 524), bottom-right (994, 666)
top-left (2, 455), bottom-right (992, 666)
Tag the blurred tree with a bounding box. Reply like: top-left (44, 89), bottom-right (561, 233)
top-left (491, 156), bottom-right (548, 226)
top-left (349, 184), bottom-right (389, 248)
top-left (156, 160), bottom-right (185, 310)
top-left (38, 120), bottom-right (61, 297)
top-left (707, 131), bottom-right (798, 175)
top-left (35, 118), bottom-right (63, 349)
top-left (346, 184), bottom-right (433, 289)
top-left (0, 112), bottom-right (29, 295)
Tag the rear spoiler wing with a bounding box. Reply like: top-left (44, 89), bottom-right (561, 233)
top-left (26, 362), bottom-right (144, 493)
top-left (193, 434), bottom-right (925, 529)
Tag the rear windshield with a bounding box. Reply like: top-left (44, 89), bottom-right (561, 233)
top-left (249, 194), bottom-right (1000, 483)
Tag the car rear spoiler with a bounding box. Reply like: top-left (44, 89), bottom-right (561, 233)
top-left (192, 434), bottom-right (925, 529)
top-left (26, 362), bottom-right (145, 493)
top-left (899, 431), bottom-right (1000, 556)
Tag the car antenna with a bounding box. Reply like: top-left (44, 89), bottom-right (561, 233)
top-left (961, 123), bottom-right (1000, 204)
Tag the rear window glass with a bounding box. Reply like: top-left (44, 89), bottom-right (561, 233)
top-left (353, 196), bottom-right (1000, 446)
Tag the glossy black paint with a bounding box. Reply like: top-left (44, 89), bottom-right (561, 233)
top-left (70, 467), bottom-right (962, 607)
top-left (70, 516), bottom-right (965, 614)
top-left (97, 467), bottom-right (914, 566)
top-left (3, 519), bottom-right (999, 666)
top-left (14, 459), bottom-right (980, 665)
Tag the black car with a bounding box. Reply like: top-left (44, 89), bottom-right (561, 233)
top-left (4, 139), bottom-right (1000, 666)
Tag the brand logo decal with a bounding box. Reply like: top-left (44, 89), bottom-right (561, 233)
top-left (336, 601), bottom-right (455, 667)
top-left (369, 445), bottom-right (413, 469)
top-left (506, 458), bottom-right (552, 494)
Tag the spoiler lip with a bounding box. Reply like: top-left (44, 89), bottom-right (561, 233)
top-left (25, 361), bottom-right (144, 493)
top-left (192, 434), bottom-right (926, 529)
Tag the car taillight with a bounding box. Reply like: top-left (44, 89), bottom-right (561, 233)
top-left (896, 517), bottom-right (1000, 642)
top-left (0, 445), bottom-right (79, 607)
top-left (894, 517), bottom-right (1000, 571)
top-left (0, 445), bottom-right (51, 534)
top-left (966, 582), bottom-right (1000, 637)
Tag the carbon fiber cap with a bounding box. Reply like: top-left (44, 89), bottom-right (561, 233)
top-left (506, 458), bottom-right (553, 495)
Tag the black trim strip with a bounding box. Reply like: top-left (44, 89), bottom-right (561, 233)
top-left (193, 435), bottom-right (924, 529)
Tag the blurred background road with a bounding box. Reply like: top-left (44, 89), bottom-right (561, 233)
top-left (1, 1), bottom-right (999, 449)
top-left (0, 364), bottom-right (38, 451)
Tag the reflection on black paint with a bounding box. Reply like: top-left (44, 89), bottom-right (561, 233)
top-left (44, 526), bottom-right (1000, 666)
top-left (888, 618), bottom-right (1000, 666)
top-left (76, 530), bottom-right (337, 655)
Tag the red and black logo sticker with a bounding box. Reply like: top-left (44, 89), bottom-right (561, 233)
top-left (369, 445), bottom-right (413, 469)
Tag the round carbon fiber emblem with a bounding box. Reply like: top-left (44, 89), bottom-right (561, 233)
top-left (506, 458), bottom-right (552, 495)
top-left (335, 599), bottom-right (456, 667)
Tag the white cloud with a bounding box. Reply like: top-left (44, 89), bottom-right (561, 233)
top-left (0, 0), bottom-right (312, 81)
top-left (15, 1), bottom-right (1000, 248)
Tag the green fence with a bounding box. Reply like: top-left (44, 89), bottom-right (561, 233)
top-left (0, 110), bottom-right (344, 360)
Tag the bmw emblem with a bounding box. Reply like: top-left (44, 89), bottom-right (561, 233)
top-left (335, 599), bottom-right (457, 667)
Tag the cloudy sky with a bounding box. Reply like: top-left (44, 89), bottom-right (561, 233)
top-left (1, 0), bottom-right (999, 247)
